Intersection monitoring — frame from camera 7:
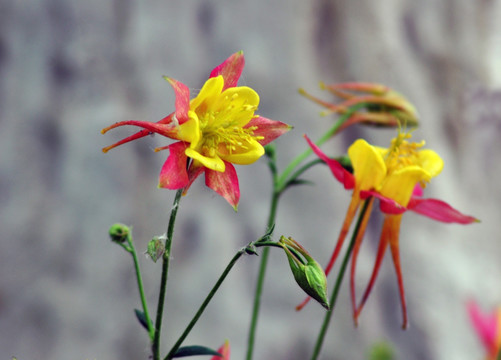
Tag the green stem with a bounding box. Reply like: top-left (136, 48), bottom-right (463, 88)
top-left (127, 238), bottom-right (155, 339)
top-left (276, 103), bottom-right (366, 189)
top-left (163, 240), bottom-right (283, 360)
top-left (246, 103), bottom-right (366, 360)
top-left (164, 248), bottom-right (246, 360)
top-left (279, 158), bottom-right (323, 191)
top-left (309, 200), bottom-right (371, 360)
top-left (246, 190), bottom-right (280, 360)
top-left (152, 189), bottom-right (183, 360)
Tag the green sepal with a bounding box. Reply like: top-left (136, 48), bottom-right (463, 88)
top-left (146, 236), bottom-right (165, 263)
top-left (171, 345), bottom-right (222, 358)
top-left (134, 309), bottom-right (148, 330)
top-left (256, 224), bottom-right (275, 243)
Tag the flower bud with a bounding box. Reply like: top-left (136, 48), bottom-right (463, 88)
top-left (279, 236), bottom-right (329, 309)
top-left (108, 223), bottom-right (131, 243)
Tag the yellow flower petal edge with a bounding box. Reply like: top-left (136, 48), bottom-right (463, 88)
top-left (190, 76), bottom-right (225, 113)
top-left (185, 147), bottom-right (226, 172)
top-left (348, 139), bottom-right (386, 191)
top-left (379, 166), bottom-right (430, 206)
top-left (417, 149), bottom-right (444, 178)
top-left (212, 86), bottom-right (260, 127)
top-left (220, 139), bottom-right (265, 165)
top-left (176, 110), bottom-right (200, 144)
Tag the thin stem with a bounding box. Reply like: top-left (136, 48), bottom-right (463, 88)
top-left (152, 189), bottom-right (183, 360)
top-left (164, 240), bottom-right (284, 360)
top-left (279, 158), bottom-right (324, 192)
top-left (128, 238), bottom-right (155, 339)
top-left (246, 103), bottom-right (366, 360)
top-left (246, 190), bottom-right (280, 360)
top-left (309, 200), bottom-right (371, 360)
top-left (164, 248), bottom-right (246, 360)
top-left (277, 103), bottom-right (366, 188)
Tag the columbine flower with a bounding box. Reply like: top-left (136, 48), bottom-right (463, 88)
top-left (299, 132), bottom-right (478, 328)
top-left (211, 340), bottom-right (230, 360)
top-left (101, 52), bottom-right (290, 210)
top-left (467, 300), bottom-right (501, 360)
top-left (299, 82), bottom-right (419, 133)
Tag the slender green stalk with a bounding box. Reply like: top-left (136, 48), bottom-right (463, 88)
top-left (163, 240), bottom-right (283, 360)
top-left (309, 200), bottom-right (372, 360)
top-left (246, 191), bottom-right (280, 360)
top-left (164, 248), bottom-right (246, 359)
top-left (245, 103), bottom-right (368, 359)
top-left (127, 238), bottom-right (155, 339)
top-left (152, 189), bottom-right (183, 360)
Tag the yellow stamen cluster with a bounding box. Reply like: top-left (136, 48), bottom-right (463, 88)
top-left (385, 133), bottom-right (425, 172)
top-left (195, 91), bottom-right (263, 157)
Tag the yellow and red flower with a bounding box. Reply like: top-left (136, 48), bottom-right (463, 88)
top-left (300, 132), bottom-right (478, 328)
top-left (468, 300), bottom-right (501, 360)
top-left (102, 52), bottom-right (290, 209)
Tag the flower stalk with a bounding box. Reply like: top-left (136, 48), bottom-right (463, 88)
top-left (109, 224), bottom-right (155, 339)
top-left (152, 189), bottom-right (183, 360)
top-left (164, 237), bottom-right (288, 360)
top-left (309, 199), bottom-right (373, 360)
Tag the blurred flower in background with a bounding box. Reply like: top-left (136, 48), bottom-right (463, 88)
top-left (467, 300), bottom-right (501, 360)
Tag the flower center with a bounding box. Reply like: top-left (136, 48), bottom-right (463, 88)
top-left (384, 132), bottom-right (424, 174)
top-left (196, 96), bottom-right (263, 157)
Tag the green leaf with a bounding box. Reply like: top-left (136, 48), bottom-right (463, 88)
top-left (134, 309), bottom-right (148, 330)
top-left (172, 345), bottom-right (222, 358)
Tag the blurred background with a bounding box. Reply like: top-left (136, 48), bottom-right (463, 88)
top-left (1, 0), bottom-right (500, 359)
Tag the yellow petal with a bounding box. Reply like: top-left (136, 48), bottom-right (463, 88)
top-left (185, 147), bottom-right (226, 172)
top-left (212, 86), bottom-right (260, 127)
top-left (219, 139), bottom-right (265, 165)
top-left (379, 166), bottom-right (431, 206)
top-left (348, 139), bottom-right (387, 191)
top-left (417, 149), bottom-right (443, 178)
top-left (190, 76), bottom-right (225, 114)
top-left (176, 110), bottom-right (201, 144)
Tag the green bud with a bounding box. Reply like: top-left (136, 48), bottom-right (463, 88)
top-left (279, 236), bottom-right (329, 310)
top-left (109, 223), bottom-right (131, 243)
top-left (146, 236), bottom-right (165, 263)
top-left (368, 341), bottom-right (395, 360)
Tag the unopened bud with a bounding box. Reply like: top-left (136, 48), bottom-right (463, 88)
top-left (109, 223), bottom-right (130, 243)
top-left (279, 236), bottom-right (329, 309)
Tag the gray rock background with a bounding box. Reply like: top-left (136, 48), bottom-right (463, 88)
top-left (1, 0), bottom-right (500, 359)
